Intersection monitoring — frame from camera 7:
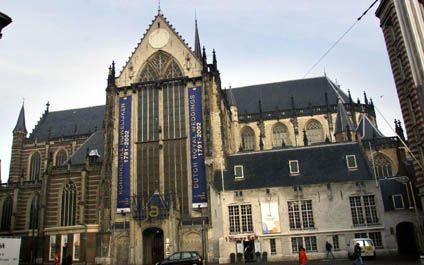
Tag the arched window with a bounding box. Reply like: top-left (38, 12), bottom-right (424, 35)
top-left (374, 153), bottom-right (393, 178)
top-left (61, 182), bottom-right (77, 226)
top-left (241, 127), bottom-right (255, 151)
top-left (1, 195), bottom-right (13, 231)
top-left (305, 120), bottom-right (324, 144)
top-left (272, 123), bottom-right (290, 148)
top-left (29, 152), bottom-right (41, 181)
top-left (55, 149), bottom-right (67, 166)
top-left (29, 194), bottom-right (39, 230)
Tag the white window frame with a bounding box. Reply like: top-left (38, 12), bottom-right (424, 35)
top-left (73, 233), bottom-right (80, 261)
top-left (392, 194), bottom-right (405, 210)
top-left (289, 160), bottom-right (300, 175)
top-left (234, 165), bottom-right (244, 179)
top-left (346, 155), bottom-right (357, 169)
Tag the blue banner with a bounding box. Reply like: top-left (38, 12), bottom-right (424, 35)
top-left (117, 96), bottom-right (132, 213)
top-left (189, 87), bottom-right (208, 208)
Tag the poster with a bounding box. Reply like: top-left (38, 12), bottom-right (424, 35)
top-left (117, 96), bottom-right (132, 213)
top-left (188, 87), bottom-right (208, 208)
top-left (260, 202), bottom-right (281, 234)
top-left (0, 238), bottom-right (21, 265)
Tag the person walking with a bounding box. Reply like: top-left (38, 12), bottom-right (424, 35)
top-left (298, 246), bottom-right (308, 265)
top-left (353, 243), bottom-right (363, 265)
top-left (325, 241), bottom-right (335, 259)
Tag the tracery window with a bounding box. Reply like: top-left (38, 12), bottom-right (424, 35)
top-left (29, 194), bottom-right (39, 229)
top-left (374, 153), bottom-right (393, 177)
top-left (61, 182), bottom-right (77, 226)
top-left (1, 195), bottom-right (13, 231)
top-left (241, 127), bottom-right (255, 151)
top-left (305, 119), bottom-right (324, 144)
top-left (29, 152), bottom-right (41, 181)
top-left (55, 149), bottom-right (67, 166)
top-left (272, 123), bottom-right (290, 147)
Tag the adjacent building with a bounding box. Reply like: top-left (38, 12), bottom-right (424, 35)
top-left (0, 11), bottom-right (422, 265)
top-left (376, 0), bottom-right (424, 214)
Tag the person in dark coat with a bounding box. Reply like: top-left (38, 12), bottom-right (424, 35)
top-left (353, 243), bottom-right (363, 265)
top-left (325, 241), bottom-right (335, 259)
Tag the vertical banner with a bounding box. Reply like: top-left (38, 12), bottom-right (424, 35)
top-left (188, 87), bottom-right (208, 208)
top-left (117, 96), bottom-right (132, 213)
top-left (261, 202), bottom-right (281, 234)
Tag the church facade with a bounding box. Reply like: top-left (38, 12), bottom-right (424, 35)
top-left (1, 12), bottom-right (422, 265)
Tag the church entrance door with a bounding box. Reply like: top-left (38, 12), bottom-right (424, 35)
top-left (143, 227), bottom-right (164, 265)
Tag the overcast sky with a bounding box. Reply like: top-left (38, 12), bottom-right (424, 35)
top-left (0, 0), bottom-right (401, 181)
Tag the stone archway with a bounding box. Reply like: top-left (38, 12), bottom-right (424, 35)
top-left (396, 222), bottom-right (418, 256)
top-left (143, 227), bottom-right (164, 265)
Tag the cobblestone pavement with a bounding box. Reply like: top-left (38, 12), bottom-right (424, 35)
top-left (209, 256), bottom-right (420, 265)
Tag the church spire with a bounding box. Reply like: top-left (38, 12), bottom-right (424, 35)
top-left (13, 103), bottom-right (27, 134)
top-left (194, 17), bottom-right (202, 59)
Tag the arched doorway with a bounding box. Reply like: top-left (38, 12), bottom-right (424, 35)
top-left (396, 222), bottom-right (418, 256)
top-left (143, 227), bottom-right (164, 265)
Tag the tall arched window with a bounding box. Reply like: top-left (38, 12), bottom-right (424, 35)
top-left (29, 152), bottom-right (41, 181)
top-left (1, 195), bottom-right (13, 231)
top-left (241, 127), bottom-right (255, 151)
top-left (29, 194), bottom-right (39, 229)
top-left (374, 153), bottom-right (393, 178)
top-left (272, 123), bottom-right (290, 148)
top-left (55, 149), bottom-right (67, 166)
top-left (61, 182), bottom-right (77, 226)
top-left (305, 120), bottom-right (324, 144)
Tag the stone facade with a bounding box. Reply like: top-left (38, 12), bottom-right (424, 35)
top-left (0, 11), bottom-right (422, 265)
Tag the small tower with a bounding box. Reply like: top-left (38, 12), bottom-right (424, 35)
top-left (194, 18), bottom-right (202, 59)
top-left (9, 104), bottom-right (27, 183)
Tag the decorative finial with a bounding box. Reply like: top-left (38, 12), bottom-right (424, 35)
top-left (158, 0), bottom-right (161, 15)
top-left (348, 89), bottom-right (353, 103)
top-left (212, 49), bottom-right (217, 69)
top-left (46, 101), bottom-right (50, 113)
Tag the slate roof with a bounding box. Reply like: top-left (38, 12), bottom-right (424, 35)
top-left (13, 105), bottom-right (27, 134)
top-left (225, 76), bottom-right (349, 114)
top-left (69, 130), bottom-right (104, 165)
top-left (335, 99), bottom-right (354, 134)
top-left (29, 105), bottom-right (105, 140)
top-left (214, 142), bottom-right (373, 191)
top-left (357, 114), bottom-right (384, 140)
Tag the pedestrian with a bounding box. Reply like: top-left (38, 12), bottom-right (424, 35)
top-left (298, 246), bottom-right (308, 265)
top-left (53, 252), bottom-right (60, 265)
top-left (325, 241), bottom-right (335, 259)
top-left (353, 243), bottom-right (363, 265)
top-left (66, 254), bottom-right (72, 265)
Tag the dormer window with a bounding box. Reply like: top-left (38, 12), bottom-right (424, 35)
top-left (234, 165), bottom-right (244, 179)
top-left (289, 160), bottom-right (300, 175)
top-left (346, 155), bottom-right (357, 169)
top-left (392, 194), bottom-right (405, 210)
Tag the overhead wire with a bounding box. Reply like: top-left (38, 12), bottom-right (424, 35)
top-left (303, 0), bottom-right (379, 78)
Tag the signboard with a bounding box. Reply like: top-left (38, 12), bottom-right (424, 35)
top-left (0, 238), bottom-right (21, 265)
top-left (188, 87), bottom-right (208, 208)
top-left (260, 202), bottom-right (281, 234)
top-left (117, 96), bottom-right (132, 213)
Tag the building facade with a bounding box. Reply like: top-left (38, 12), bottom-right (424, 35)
top-left (1, 11), bottom-right (422, 265)
top-left (376, 0), bottom-right (424, 212)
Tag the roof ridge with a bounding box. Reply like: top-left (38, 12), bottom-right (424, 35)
top-left (47, 104), bottom-right (105, 114)
top-left (229, 76), bottom-right (326, 90)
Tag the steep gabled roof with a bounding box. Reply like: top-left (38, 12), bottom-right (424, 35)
top-left (335, 99), bottom-right (354, 134)
top-left (118, 13), bottom-right (202, 78)
top-left (226, 76), bottom-right (349, 114)
top-left (214, 142), bottom-right (373, 191)
top-left (29, 105), bottom-right (105, 140)
top-left (357, 113), bottom-right (384, 140)
top-left (69, 130), bottom-right (104, 165)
